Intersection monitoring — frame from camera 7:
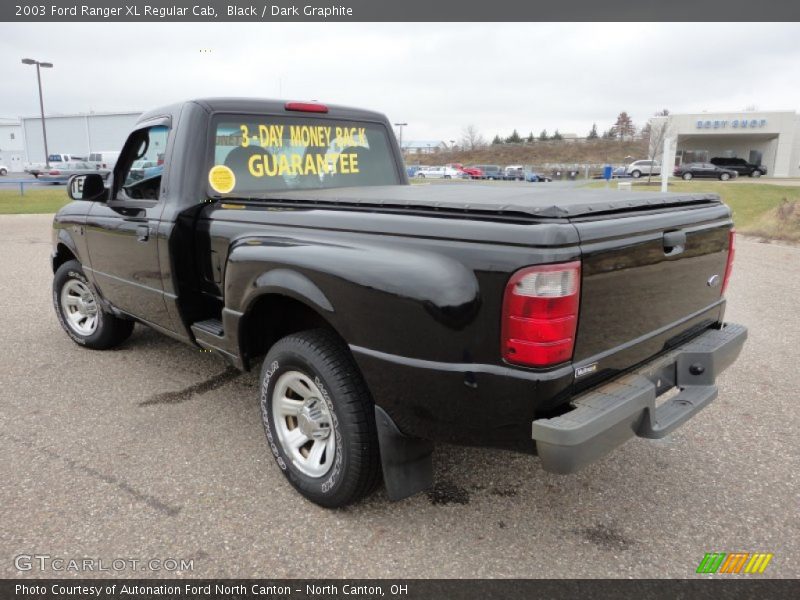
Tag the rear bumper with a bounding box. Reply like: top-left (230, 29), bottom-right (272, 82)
top-left (531, 323), bottom-right (747, 474)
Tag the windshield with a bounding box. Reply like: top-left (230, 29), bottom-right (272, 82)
top-left (210, 115), bottom-right (399, 195)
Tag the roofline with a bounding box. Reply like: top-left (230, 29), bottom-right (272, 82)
top-left (19, 110), bottom-right (142, 120)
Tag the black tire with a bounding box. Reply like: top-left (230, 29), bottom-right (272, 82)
top-left (417, 173), bottom-right (425, 178)
top-left (259, 329), bottom-right (381, 508)
top-left (719, 173), bottom-right (730, 181)
top-left (0, 168), bottom-right (7, 176)
top-left (631, 170), bottom-right (641, 178)
top-left (751, 170), bottom-right (761, 178)
top-left (682, 172), bottom-right (693, 181)
top-left (53, 260), bottom-right (134, 349)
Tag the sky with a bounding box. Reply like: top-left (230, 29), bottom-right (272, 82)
top-left (1, 22), bottom-right (799, 143)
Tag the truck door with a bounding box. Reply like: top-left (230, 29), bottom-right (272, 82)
top-left (84, 122), bottom-right (175, 333)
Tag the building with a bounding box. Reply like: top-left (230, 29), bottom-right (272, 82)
top-left (19, 111), bottom-right (142, 165)
top-left (650, 110), bottom-right (800, 177)
top-left (402, 140), bottom-right (449, 155)
top-left (0, 118), bottom-right (24, 171)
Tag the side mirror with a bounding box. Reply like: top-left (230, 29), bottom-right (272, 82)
top-left (68, 174), bottom-right (108, 202)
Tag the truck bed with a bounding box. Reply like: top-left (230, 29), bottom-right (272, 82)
top-left (240, 184), bottom-right (721, 219)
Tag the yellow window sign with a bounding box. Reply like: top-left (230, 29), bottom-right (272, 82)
top-left (208, 165), bottom-right (236, 194)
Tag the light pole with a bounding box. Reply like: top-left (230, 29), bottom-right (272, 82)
top-left (22, 58), bottom-right (53, 168)
top-left (394, 122), bottom-right (407, 152)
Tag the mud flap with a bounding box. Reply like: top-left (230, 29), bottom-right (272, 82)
top-left (375, 406), bottom-right (434, 501)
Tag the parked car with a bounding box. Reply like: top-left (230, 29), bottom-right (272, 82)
top-left (710, 157), bottom-right (767, 178)
top-left (406, 165), bottom-right (427, 178)
top-left (612, 166), bottom-right (631, 179)
top-left (503, 165), bottom-right (525, 181)
top-left (38, 161), bottom-right (110, 184)
top-left (626, 160), bottom-right (661, 178)
top-left (674, 163), bottom-right (738, 181)
top-left (88, 151), bottom-right (121, 171)
top-left (473, 164), bottom-right (503, 180)
top-left (54, 98), bottom-right (745, 508)
top-left (524, 170), bottom-right (552, 182)
top-left (415, 166), bottom-right (461, 179)
top-left (24, 154), bottom-right (85, 178)
top-left (461, 166), bottom-right (484, 179)
top-left (0, 165), bottom-right (8, 176)
top-left (126, 160), bottom-right (164, 183)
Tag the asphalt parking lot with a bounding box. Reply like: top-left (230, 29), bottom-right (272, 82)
top-left (1, 214), bottom-right (798, 579)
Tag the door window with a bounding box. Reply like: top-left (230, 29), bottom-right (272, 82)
top-left (115, 125), bottom-right (169, 201)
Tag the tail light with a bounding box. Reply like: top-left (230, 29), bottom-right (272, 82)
top-left (285, 101), bottom-right (329, 113)
top-left (501, 261), bottom-right (581, 367)
top-left (721, 229), bottom-right (736, 296)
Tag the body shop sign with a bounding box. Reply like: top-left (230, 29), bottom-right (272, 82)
top-left (696, 118), bottom-right (768, 129)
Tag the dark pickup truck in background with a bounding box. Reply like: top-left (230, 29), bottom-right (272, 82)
top-left (52, 98), bottom-right (746, 508)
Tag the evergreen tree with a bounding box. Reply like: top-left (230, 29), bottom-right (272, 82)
top-left (587, 123), bottom-right (599, 139)
top-left (491, 134), bottom-right (504, 145)
top-left (538, 129), bottom-right (549, 141)
top-left (551, 130), bottom-right (563, 141)
top-left (526, 131), bottom-right (535, 143)
top-left (506, 129), bottom-right (522, 144)
top-left (613, 111), bottom-right (636, 141)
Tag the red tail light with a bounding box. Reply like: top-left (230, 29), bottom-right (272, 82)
top-left (501, 261), bottom-right (581, 367)
top-left (721, 229), bottom-right (736, 296)
top-left (285, 101), bottom-right (329, 113)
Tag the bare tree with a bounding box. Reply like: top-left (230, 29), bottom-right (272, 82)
top-left (460, 125), bottom-right (485, 151)
top-left (645, 114), bottom-right (674, 183)
top-left (613, 111), bottom-right (636, 141)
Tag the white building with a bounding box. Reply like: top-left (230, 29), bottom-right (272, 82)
top-left (402, 140), bottom-right (449, 155)
top-left (20, 111), bottom-right (142, 164)
top-left (650, 110), bottom-right (800, 177)
top-left (0, 118), bottom-right (24, 172)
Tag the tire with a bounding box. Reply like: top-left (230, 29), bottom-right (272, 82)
top-left (53, 260), bottom-right (134, 349)
top-left (444, 175), bottom-right (451, 179)
top-left (719, 173), bottom-right (730, 181)
top-left (631, 170), bottom-right (641, 178)
top-left (259, 329), bottom-right (381, 508)
top-left (682, 172), bottom-right (693, 181)
top-left (751, 170), bottom-right (761, 178)
top-left (417, 174), bottom-right (425, 178)
top-left (0, 168), bottom-right (7, 176)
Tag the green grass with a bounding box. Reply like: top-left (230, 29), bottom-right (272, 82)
top-left (0, 187), bottom-right (71, 214)
top-left (585, 180), bottom-right (800, 233)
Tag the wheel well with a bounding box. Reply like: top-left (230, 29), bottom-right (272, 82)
top-left (240, 294), bottom-right (339, 368)
top-left (53, 243), bottom-right (77, 272)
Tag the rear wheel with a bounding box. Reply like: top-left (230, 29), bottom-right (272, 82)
top-left (719, 172), bottom-right (730, 181)
top-left (0, 168), bottom-right (7, 176)
top-left (53, 260), bottom-right (134, 349)
top-left (631, 170), bottom-right (641, 178)
top-left (751, 170), bottom-right (761, 178)
top-left (682, 172), bottom-right (693, 181)
top-left (259, 329), bottom-right (381, 508)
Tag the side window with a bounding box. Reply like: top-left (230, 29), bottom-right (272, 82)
top-left (115, 125), bottom-right (169, 201)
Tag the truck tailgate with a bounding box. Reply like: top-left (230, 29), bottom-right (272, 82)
top-left (571, 203), bottom-right (733, 382)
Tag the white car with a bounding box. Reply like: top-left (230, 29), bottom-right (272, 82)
top-left (626, 159), bottom-right (661, 178)
top-left (415, 166), bottom-right (462, 179)
top-left (0, 164), bottom-right (8, 176)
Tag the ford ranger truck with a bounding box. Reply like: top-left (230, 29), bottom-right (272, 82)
top-left (52, 98), bottom-right (747, 508)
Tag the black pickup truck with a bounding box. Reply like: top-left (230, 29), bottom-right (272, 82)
top-left (52, 98), bottom-right (746, 508)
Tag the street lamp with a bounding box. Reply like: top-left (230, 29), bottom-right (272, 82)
top-left (22, 58), bottom-right (53, 168)
top-left (394, 122), bottom-right (407, 151)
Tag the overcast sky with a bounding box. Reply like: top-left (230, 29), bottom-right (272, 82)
top-left (1, 22), bottom-right (799, 141)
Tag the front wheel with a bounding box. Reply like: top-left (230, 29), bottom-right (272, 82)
top-left (751, 170), bottom-right (761, 178)
top-left (719, 173), bottom-right (730, 181)
top-left (682, 172), bottom-right (693, 180)
top-left (53, 260), bottom-right (134, 349)
top-left (259, 329), bottom-right (381, 508)
top-left (0, 168), bottom-right (7, 176)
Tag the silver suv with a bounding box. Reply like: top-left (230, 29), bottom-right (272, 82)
top-left (625, 160), bottom-right (661, 178)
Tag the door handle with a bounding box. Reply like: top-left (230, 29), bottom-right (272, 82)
top-left (136, 225), bottom-right (150, 242)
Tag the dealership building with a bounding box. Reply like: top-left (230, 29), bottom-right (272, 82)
top-left (0, 111), bottom-right (142, 170)
top-left (652, 110), bottom-right (800, 177)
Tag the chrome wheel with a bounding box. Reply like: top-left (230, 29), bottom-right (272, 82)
top-left (272, 371), bottom-right (335, 478)
top-left (60, 279), bottom-right (99, 336)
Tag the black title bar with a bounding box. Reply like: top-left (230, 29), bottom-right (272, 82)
top-left (3, 0), bottom-right (800, 22)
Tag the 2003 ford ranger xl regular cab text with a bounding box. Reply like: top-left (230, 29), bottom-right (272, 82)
top-left (52, 98), bottom-right (747, 507)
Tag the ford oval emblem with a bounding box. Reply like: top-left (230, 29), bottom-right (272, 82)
top-left (707, 274), bottom-right (721, 287)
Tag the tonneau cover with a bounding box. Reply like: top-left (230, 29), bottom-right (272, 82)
top-left (243, 184), bottom-right (721, 218)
